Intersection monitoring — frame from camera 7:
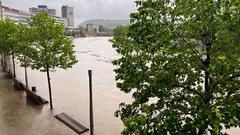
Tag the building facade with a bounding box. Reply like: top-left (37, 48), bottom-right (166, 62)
top-left (86, 23), bottom-right (98, 33)
top-left (19, 10), bottom-right (31, 25)
top-left (29, 5), bottom-right (56, 16)
top-left (49, 15), bottom-right (64, 26)
top-left (61, 5), bottom-right (74, 28)
top-left (0, 4), bottom-right (64, 27)
top-left (0, 5), bottom-right (19, 23)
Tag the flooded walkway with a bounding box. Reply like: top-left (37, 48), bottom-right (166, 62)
top-left (0, 37), bottom-right (131, 135)
top-left (11, 37), bottom-right (132, 135)
top-left (0, 68), bottom-right (80, 135)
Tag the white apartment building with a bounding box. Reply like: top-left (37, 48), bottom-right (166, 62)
top-left (29, 5), bottom-right (56, 16)
top-left (0, 4), bottom-right (64, 27)
top-left (86, 23), bottom-right (98, 33)
top-left (19, 10), bottom-right (31, 25)
top-left (0, 5), bottom-right (19, 23)
top-left (49, 15), bottom-right (64, 26)
top-left (61, 5), bottom-right (74, 28)
top-left (0, 5), bottom-right (31, 25)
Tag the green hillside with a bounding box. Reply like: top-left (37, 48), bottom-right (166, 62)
top-left (78, 19), bottom-right (129, 30)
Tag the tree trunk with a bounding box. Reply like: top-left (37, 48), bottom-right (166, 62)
top-left (198, 128), bottom-right (205, 135)
top-left (2, 53), bottom-right (6, 72)
top-left (0, 53), bottom-right (3, 69)
top-left (5, 53), bottom-right (11, 72)
top-left (46, 65), bottom-right (53, 109)
top-left (12, 53), bottom-right (16, 78)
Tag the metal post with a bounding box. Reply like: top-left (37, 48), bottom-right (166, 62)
top-left (88, 70), bottom-right (94, 135)
top-left (24, 67), bottom-right (28, 88)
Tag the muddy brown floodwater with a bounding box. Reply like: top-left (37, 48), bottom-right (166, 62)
top-left (1, 37), bottom-right (239, 135)
top-left (13, 37), bottom-right (132, 135)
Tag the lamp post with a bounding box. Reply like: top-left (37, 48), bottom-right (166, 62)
top-left (88, 70), bottom-right (94, 135)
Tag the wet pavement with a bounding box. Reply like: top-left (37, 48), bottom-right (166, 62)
top-left (0, 68), bottom-right (81, 135)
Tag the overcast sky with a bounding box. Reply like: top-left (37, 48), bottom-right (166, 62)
top-left (2, 0), bottom-right (137, 25)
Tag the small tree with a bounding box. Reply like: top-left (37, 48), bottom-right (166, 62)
top-left (0, 19), bottom-right (17, 75)
top-left (25, 12), bottom-right (78, 109)
top-left (78, 26), bottom-right (86, 37)
top-left (13, 24), bottom-right (32, 87)
top-left (98, 25), bottom-right (104, 33)
top-left (112, 0), bottom-right (240, 135)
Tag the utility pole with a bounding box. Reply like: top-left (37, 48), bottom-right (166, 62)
top-left (24, 67), bottom-right (28, 88)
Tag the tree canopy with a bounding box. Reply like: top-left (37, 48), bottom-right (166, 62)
top-left (112, 0), bottom-right (240, 135)
top-left (0, 19), bottom-right (17, 54)
top-left (24, 12), bottom-right (78, 71)
top-left (12, 24), bottom-right (32, 67)
top-left (21, 12), bottom-right (78, 109)
top-left (98, 25), bottom-right (104, 33)
top-left (112, 25), bottom-right (129, 37)
top-left (0, 19), bottom-right (18, 73)
top-left (0, 12), bottom-right (78, 109)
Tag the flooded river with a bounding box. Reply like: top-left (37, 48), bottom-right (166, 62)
top-left (14, 37), bottom-right (132, 135)
top-left (5, 37), bottom-right (240, 135)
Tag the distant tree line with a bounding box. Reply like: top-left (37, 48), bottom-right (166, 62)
top-left (71, 24), bottom-right (128, 37)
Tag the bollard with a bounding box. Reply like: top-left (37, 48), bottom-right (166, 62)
top-left (31, 86), bottom-right (36, 93)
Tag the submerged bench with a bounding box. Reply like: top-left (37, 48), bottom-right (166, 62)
top-left (25, 88), bottom-right (49, 105)
top-left (55, 112), bottom-right (89, 134)
top-left (13, 78), bottom-right (25, 90)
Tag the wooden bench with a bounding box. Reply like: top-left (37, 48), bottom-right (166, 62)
top-left (13, 78), bottom-right (25, 90)
top-left (25, 88), bottom-right (49, 105)
top-left (55, 113), bottom-right (89, 134)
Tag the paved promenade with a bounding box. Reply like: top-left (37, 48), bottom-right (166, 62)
top-left (0, 68), bottom-right (78, 135)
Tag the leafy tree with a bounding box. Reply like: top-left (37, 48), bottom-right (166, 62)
top-left (67, 31), bottom-right (73, 36)
top-left (98, 25), bottom-right (104, 33)
top-left (112, 25), bottom-right (128, 37)
top-left (64, 31), bottom-right (69, 36)
top-left (0, 19), bottom-right (17, 76)
top-left (12, 24), bottom-right (32, 87)
top-left (112, 0), bottom-right (240, 135)
top-left (79, 26), bottom-right (86, 37)
top-left (25, 12), bottom-right (78, 109)
top-left (71, 30), bottom-right (76, 37)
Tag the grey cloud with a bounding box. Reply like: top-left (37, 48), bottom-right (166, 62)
top-left (2, 0), bottom-right (137, 26)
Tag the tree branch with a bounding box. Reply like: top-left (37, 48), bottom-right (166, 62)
top-left (212, 74), bottom-right (240, 89)
top-left (175, 32), bottom-right (205, 65)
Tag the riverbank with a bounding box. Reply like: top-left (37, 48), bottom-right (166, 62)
top-left (0, 67), bottom-right (80, 135)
